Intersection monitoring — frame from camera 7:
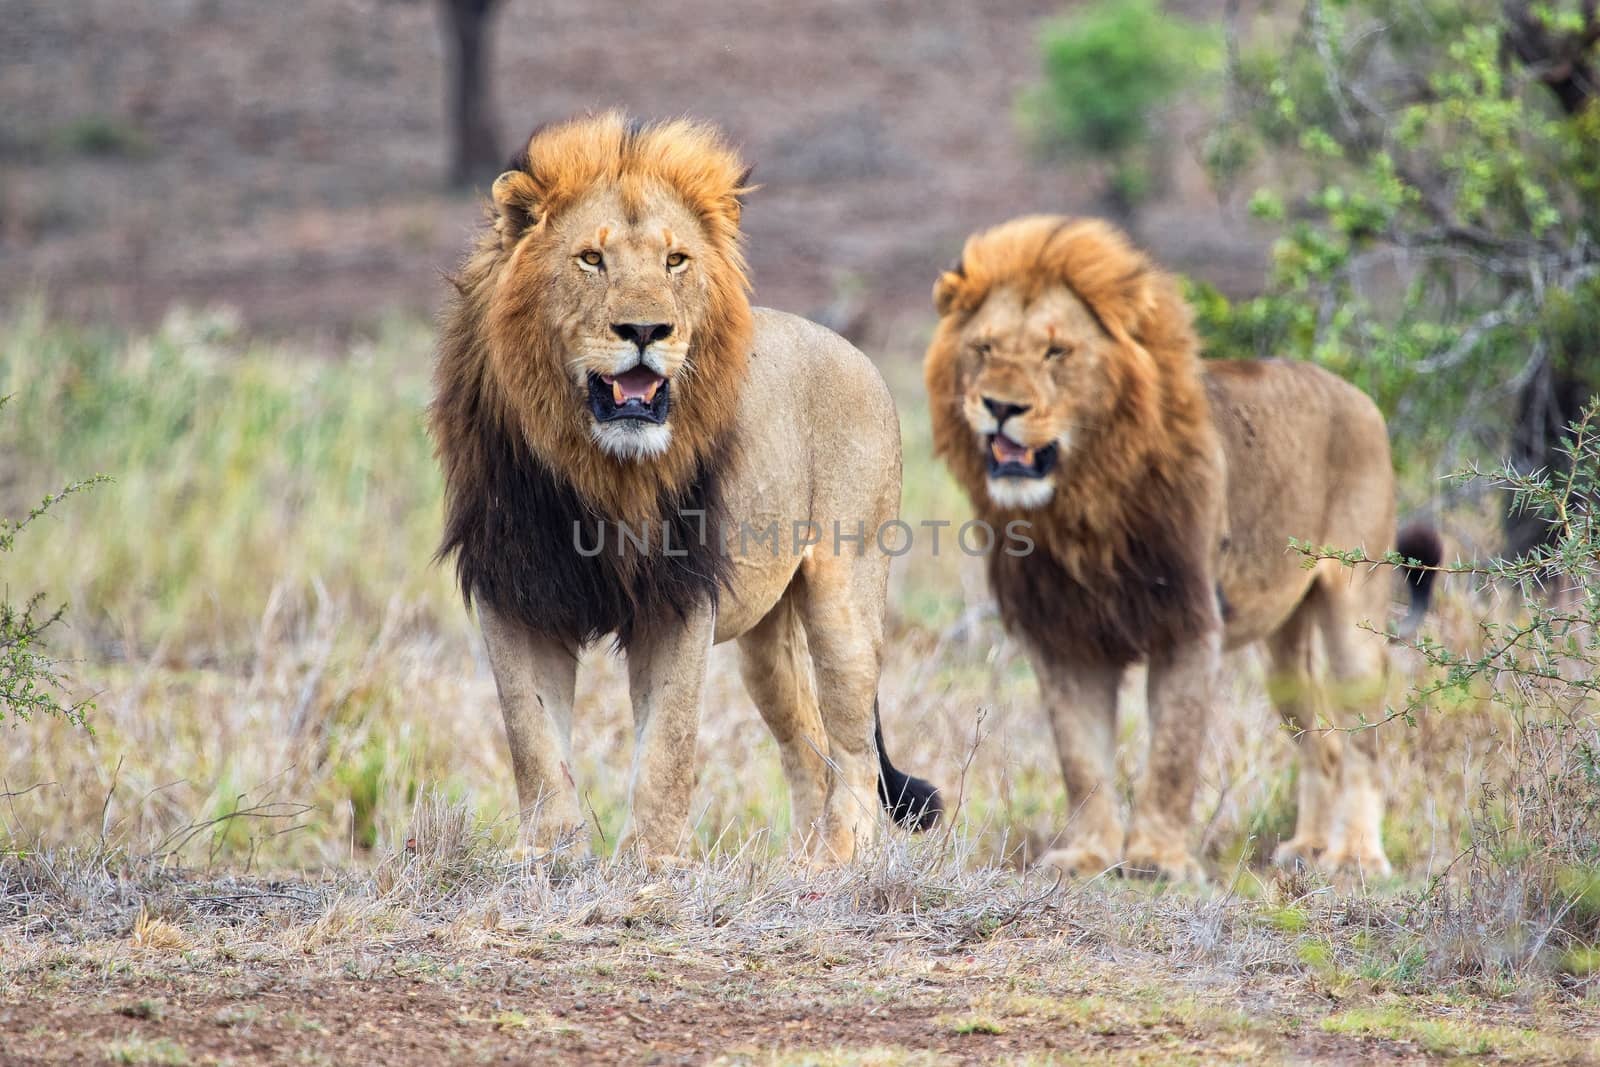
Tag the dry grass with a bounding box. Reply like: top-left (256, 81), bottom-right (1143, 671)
top-left (3, 800), bottom-right (1597, 1062)
top-left (0, 304), bottom-right (1521, 877)
top-left (2, 305), bottom-right (1598, 1061)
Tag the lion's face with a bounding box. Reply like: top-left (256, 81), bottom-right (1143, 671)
top-left (533, 184), bottom-right (718, 460)
top-left (941, 282), bottom-right (1118, 510)
top-left (465, 114), bottom-right (753, 510)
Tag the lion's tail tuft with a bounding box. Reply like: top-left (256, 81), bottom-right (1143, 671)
top-left (875, 700), bottom-right (943, 831)
top-left (1393, 521), bottom-right (1444, 639)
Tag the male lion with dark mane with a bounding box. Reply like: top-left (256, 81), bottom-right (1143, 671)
top-left (431, 112), bottom-right (939, 865)
top-left (925, 216), bottom-right (1440, 881)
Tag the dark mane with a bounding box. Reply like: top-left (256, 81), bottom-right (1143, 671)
top-left (927, 215), bottom-right (1223, 668)
top-left (437, 406), bottom-right (731, 650)
top-left (988, 477), bottom-right (1216, 668)
top-left (429, 112), bottom-right (755, 649)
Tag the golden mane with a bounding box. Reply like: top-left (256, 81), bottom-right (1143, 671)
top-left (491, 112), bottom-right (754, 267)
top-left (434, 111), bottom-right (754, 525)
top-left (429, 112), bottom-right (754, 648)
top-left (926, 216), bottom-right (1223, 665)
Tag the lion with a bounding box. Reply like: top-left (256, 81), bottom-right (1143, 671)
top-left (924, 215), bottom-right (1440, 881)
top-left (429, 112), bottom-right (940, 866)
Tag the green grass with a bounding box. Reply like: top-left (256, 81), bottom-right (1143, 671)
top-left (1318, 1004), bottom-right (1553, 1059)
top-left (0, 303), bottom-right (452, 659)
top-left (1260, 904), bottom-right (1310, 934)
top-left (105, 1037), bottom-right (189, 1066)
top-left (946, 1014), bottom-right (1007, 1035)
top-left (0, 305), bottom-right (484, 862)
top-left (732, 1051), bottom-right (951, 1067)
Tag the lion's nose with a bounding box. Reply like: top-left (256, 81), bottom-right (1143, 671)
top-left (611, 322), bottom-right (674, 351)
top-left (982, 397), bottom-right (1031, 423)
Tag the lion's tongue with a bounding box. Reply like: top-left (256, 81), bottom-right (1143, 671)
top-left (991, 435), bottom-right (1035, 466)
top-left (606, 366), bottom-right (664, 405)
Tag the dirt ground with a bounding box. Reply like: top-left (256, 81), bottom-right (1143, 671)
top-left (0, 0), bottom-right (1263, 344)
top-left (0, 971), bottom-right (1396, 1065)
top-left (4, 850), bottom-right (1597, 1067)
top-left (4, 926), bottom-right (1579, 1066)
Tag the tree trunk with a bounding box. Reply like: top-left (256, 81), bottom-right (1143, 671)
top-left (440, 0), bottom-right (503, 189)
top-left (1499, 0), bottom-right (1599, 558)
top-left (1502, 0), bottom-right (1600, 118)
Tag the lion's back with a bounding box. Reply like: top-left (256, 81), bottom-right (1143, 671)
top-left (742, 307), bottom-right (901, 504)
top-left (1204, 358), bottom-right (1391, 506)
top-left (1204, 358), bottom-right (1397, 640)
top-left (708, 308), bottom-right (901, 638)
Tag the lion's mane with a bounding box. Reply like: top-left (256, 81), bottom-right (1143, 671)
top-left (926, 217), bottom-right (1223, 666)
top-left (429, 113), bottom-right (753, 648)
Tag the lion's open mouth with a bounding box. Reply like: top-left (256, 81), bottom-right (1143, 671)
top-left (588, 367), bottom-right (670, 425)
top-left (985, 433), bottom-right (1058, 479)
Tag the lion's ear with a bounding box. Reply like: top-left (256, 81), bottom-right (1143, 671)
top-left (1104, 318), bottom-right (1160, 380)
top-left (731, 165), bottom-right (757, 217)
top-left (1116, 268), bottom-right (1160, 341)
top-left (492, 170), bottom-right (542, 249)
top-left (932, 258), bottom-right (965, 317)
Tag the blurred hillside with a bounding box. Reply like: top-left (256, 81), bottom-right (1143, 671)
top-left (0, 0), bottom-right (1261, 347)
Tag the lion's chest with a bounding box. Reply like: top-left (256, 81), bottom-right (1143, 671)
top-left (989, 526), bottom-right (1216, 668)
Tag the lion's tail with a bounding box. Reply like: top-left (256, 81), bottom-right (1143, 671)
top-left (1393, 521), bottom-right (1444, 639)
top-left (875, 699), bottom-right (942, 831)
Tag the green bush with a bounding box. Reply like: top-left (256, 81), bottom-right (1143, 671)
top-left (1022, 0), bottom-right (1219, 215)
top-left (1199, 0), bottom-right (1600, 471)
top-left (50, 114), bottom-right (154, 158)
top-left (1428, 419), bottom-right (1600, 976)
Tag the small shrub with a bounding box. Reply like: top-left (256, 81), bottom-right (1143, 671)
top-left (105, 1037), bottom-right (189, 1066)
top-left (50, 115), bottom-right (153, 158)
top-left (1410, 406), bottom-right (1600, 979)
top-left (0, 395), bottom-right (103, 727)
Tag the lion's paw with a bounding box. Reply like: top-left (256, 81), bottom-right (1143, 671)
top-left (1123, 830), bottom-right (1207, 884)
top-left (507, 822), bottom-right (590, 866)
top-left (610, 834), bottom-right (695, 873)
top-left (1035, 843), bottom-right (1121, 880)
top-left (802, 817), bottom-right (876, 871)
top-left (1272, 836), bottom-right (1326, 870)
top-left (1318, 842), bottom-right (1393, 879)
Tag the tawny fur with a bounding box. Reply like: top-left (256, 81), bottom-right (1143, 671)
top-left (925, 216), bottom-right (1437, 881)
top-left (429, 113), bottom-right (939, 865)
top-left (931, 218), bottom-right (1221, 665)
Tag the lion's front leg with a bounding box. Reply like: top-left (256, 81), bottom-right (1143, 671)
top-left (616, 600), bottom-right (716, 863)
top-left (1126, 632), bottom-right (1220, 883)
top-left (1034, 654), bottom-right (1125, 878)
top-left (478, 605), bottom-right (586, 857)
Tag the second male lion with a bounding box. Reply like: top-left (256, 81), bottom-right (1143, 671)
top-left (925, 216), bottom-right (1439, 881)
top-left (431, 113), bottom-right (939, 866)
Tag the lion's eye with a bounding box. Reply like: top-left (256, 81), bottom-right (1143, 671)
top-left (579, 250), bottom-right (604, 269)
top-left (1045, 344), bottom-right (1071, 360)
top-left (665, 251), bottom-right (689, 270)
top-left (972, 341), bottom-right (992, 359)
